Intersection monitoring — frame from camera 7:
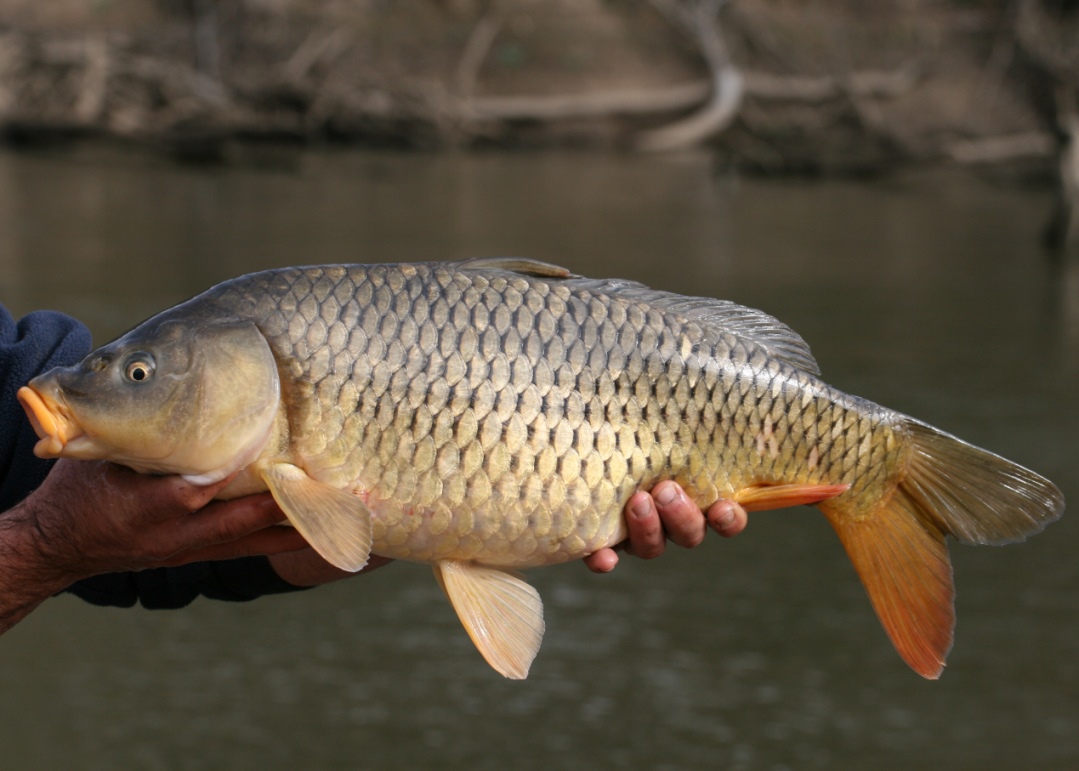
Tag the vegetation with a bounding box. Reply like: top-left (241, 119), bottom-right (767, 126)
top-left (0, 1), bottom-right (1074, 189)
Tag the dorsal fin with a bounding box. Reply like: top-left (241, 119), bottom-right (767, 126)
top-left (456, 257), bottom-right (575, 278)
top-left (452, 260), bottom-right (820, 376)
top-left (560, 278), bottom-right (821, 376)
top-left (670, 296), bottom-right (820, 375)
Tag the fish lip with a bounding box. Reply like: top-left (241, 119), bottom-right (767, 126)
top-left (16, 385), bottom-right (85, 458)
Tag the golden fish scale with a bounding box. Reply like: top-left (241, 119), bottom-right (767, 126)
top-left (216, 264), bottom-right (903, 568)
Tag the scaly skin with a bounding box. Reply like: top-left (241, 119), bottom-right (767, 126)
top-left (207, 263), bottom-right (906, 568)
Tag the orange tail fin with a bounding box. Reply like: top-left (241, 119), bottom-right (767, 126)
top-left (819, 419), bottom-right (1064, 679)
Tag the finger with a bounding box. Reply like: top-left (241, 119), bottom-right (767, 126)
top-left (98, 463), bottom-right (240, 516)
top-left (651, 481), bottom-right (707, 549)
top-left (178, 494), bottom-right (288, 546)
top-left (583, 548), bottom-right (620, 573)
top-left (270, 550), bottom-right (394, 586)
top-left (158, 525), bottom-right (310, 567)
top-left (146, 494), bottom-right (288, 562)
top-left (159, 470), bottom-right (245, 512)
top-left (707, 500), bottom-right (748, 538)
top-left (623, 491), bottom-right (665, 559)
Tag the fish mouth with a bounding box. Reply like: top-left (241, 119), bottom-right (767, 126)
top-left (16, 385), bottom-right (85, 458)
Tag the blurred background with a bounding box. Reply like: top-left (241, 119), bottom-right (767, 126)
top-left (0, 2), bottom-right (1077, 769)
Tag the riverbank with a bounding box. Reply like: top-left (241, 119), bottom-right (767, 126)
top-left (0, 1), bottom-right (1063, 177)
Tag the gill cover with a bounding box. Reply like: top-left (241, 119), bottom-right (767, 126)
top-left (174, 320), bottom-right (282, 483)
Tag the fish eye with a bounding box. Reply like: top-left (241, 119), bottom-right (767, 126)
top-left (124, 356), bottom-right (155, 383)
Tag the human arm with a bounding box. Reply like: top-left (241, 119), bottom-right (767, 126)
top-left (0, 458), bottom-right (314, 633)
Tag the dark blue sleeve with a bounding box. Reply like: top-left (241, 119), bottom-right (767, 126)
top-left (0, 306), bottom-right (91, 511)
top-left (0, 304), bottom-right (304, 607)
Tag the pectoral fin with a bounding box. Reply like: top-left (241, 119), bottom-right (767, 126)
top-left (260, 462), bottom-right (373, 572)
top-left (433, 560), bottom-right (545, 680)
top-left (733, 482), bottom-right (851, 512)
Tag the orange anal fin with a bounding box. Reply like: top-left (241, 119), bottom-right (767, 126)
top-left (822, 490), bottom-right (956, 679)
top-left (733, 483), bottom-right (851, 512)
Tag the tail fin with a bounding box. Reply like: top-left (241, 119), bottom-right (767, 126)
top-left (819, 419), bottom-right (1064, 679)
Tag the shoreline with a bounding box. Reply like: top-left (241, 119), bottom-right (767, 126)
top-left (0, 1), bottom-right (1064, 180)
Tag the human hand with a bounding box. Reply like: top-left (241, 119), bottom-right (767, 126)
top-left (0, 458), bottom-right (321, 634)
top-left (14, 459), bottom-right (310, 584)
top-left (583, 481), bottom-right (748, 573)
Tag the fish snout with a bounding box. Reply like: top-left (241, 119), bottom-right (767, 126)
top-left (17, 382), bottom-right (84, 458)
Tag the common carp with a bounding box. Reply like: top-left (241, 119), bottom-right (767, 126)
top-left (18, 259), bottom-right (1064, 679)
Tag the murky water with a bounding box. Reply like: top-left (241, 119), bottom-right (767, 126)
top-left (0, 148), bottom-right (1075, 770)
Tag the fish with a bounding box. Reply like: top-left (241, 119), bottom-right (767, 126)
top-left (18, 258), bottom-right (1064, 679)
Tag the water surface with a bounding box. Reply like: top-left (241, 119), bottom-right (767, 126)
top-left (0, 148), bottom-right (1075, 770)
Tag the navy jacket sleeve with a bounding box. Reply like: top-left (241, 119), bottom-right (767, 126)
top-left (0, 303), bottom-right (304, 607)
top-left (0, 308), bottom-right (90, 511)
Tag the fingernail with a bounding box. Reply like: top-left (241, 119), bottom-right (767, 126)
top-left (655, 484), bottom-right (678, 506)
top-left (713, 507), bottom-right (737, 536)
top-left (630, 496), bottom-right (653, 519)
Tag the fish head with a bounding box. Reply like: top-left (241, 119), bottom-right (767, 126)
top-left (18, 311), bottom-right (281, 481)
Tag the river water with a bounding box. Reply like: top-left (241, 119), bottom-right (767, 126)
top-left (0, 148), bottom-right (1075, 770)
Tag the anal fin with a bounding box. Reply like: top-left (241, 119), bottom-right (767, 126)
top-left (260, 462), bottom-right (373, 572)
top-left (733, 482), bottom-right (851, 512)
top-left (434, 560), bottom-right (545, 680)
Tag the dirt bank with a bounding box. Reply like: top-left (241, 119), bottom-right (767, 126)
top-left (0, 1), bottom-right (1065, 177)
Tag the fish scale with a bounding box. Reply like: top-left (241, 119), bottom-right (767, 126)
top-left (21, 257), bottom-right (1062, 679)
top-left (215, 261), bottom-right (898, 566)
